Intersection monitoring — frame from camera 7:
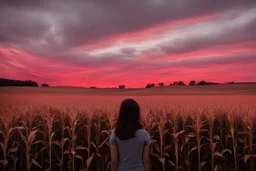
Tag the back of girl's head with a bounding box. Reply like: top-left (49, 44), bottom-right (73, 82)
top-left (115, 98), bottom-right (143, 140)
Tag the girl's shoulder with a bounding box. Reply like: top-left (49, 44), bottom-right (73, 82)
top-left (136, 129), bottom-right (149, 136)
top-left (136, 129), bottom-right (151, 145)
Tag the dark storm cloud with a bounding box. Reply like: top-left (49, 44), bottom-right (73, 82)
top-left (160, 14), bottom-right (256, 54)
top-left (58, 0), bottom-right (256, 48)
top-left (49, 50), bottom-right (143, 69)
top-left (0, 0), bottom-right (255, 57)
top-left (120, 48), bottom-right (138, 56)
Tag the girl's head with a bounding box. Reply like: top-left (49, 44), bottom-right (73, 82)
top-left (115, 98), bottom-right (143, 140)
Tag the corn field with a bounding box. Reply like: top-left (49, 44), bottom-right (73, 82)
top-left (0, 96), bottom-right (256, 171)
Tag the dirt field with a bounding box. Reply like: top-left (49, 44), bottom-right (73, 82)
top-left (1, 84), bottom-right (256, 96)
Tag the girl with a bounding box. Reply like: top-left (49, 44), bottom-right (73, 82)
top-left (110, 98), bottom-right (150, 171)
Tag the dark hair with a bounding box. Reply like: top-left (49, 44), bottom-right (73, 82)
top-left (115, 98), bottom-right (143, 140)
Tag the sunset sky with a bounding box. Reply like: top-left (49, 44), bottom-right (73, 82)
top-left (0, 0), bottom-right (256, 88)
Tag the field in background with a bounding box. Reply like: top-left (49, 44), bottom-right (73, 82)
top-left (1, 84), bottom-right (256, 95)
top-left (0, 85), bottom-right (256, 171)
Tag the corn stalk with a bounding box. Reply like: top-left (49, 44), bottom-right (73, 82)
top-left (100, 113), bottom-right (117, 170)
top-left (205, 112), bottom-right (229, 171)
top-left (18, 125), bottom-right (43, 171)
top-left (84, 114), bottom-right (95, 171)
top-left (151, 112), bottom-right (170, 171)
top-left (241, 111), bottom-right (256, 171)
top-left (0, 125), bottom-right (23, 171)
top-left (186, 115), bottom-right (206, 171)
top-left (52, 114), bottom-right (69, 171)
top-left (45, 115), bottom-right (54, 171)
top-left (170, 111), bottom-right (185, 171)
top-left (228, 114), bottom-right (238, 171)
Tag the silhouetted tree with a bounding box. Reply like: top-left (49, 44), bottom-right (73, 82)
top-left (151, 83), bottom-right (155, 87)
top-left (0, 78), bottom-right (38, 87)
top-left (177, 81), bottom-right (186, 85)
top-left (173, 82), bottom-right (178, 85)
top-left (197, 81), bottom-right (205, 85)
top-left (158, 82), bottom-right (164, 86)
top-left (119, 85), bottom-right (125, 89)
top-left (227, 82), bottom-right (235, 84)
top-left (41, 83), bottom-right (49, 87)
top-left (189, 80), bottom-right (196, 85)
top-left (146, 84), bottom-right (151, 88)
top-left (197, 80), bottom-right (215, 85)
top-left (170, 83), bottom-right (172, 85)
top-left (90, 86), bottom-right (96, 89)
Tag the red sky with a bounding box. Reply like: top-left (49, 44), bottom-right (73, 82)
top-left (0, 0), bottom-right (256, 88)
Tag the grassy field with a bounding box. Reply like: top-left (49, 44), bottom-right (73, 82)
top-left (0, 85), bottom-right (256, 171)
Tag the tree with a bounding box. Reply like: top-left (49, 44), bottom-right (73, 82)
top-left (151, 83), bottom-right (155, 87)
top-left (173, 82), bottom-right (178, 85)
top-left (227, 82), bottom-right (235, 84)
top-left (0, 78), bottom-right (38, 87)
top-left (41, 83), bottom-right (49, 87)
top-left (158, 82), bottom-right (164, 86)
top-left (119, 85), bottom-right (125, 89)
top-left (146, 84), bottom-right (151, 88)
top-left (90, 86), bottom-right (96, 89)
top-left (189, 80), bottom-right (196, 85)
top-left (197, 81), bottom-right (215, 85)
top-left (197, 81), bottom-right (206, 85)
top-left (177, 81), bottom-right (186, 85)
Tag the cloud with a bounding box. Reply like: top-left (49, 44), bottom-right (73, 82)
top-left (159, 9), bottom-right (256, 54)
top-left (1, 0), bottom-right (255, 54)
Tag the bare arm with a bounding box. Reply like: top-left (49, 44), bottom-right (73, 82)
top-left (110, 145), bottom-right (118, 171)
top-left (143, 145), bottom-right (150, 171)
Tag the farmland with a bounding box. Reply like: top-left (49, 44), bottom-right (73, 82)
top-left (0, 85), bottom-right (256, 171)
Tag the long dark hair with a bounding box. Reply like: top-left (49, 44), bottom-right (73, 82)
top-left (115, 98), bottom-right (143, 140)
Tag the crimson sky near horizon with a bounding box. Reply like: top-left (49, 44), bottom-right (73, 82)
top-left (0, 0), bottom-right (256, 88)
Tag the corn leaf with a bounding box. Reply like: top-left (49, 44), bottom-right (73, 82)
top-left (86, 153), bottom-right (95, 170)
top-left (0, 159), bottom-right (8, 166)
top-left (188, 146), bottom-right (197, 156)
top-left (244, 154), bottom-right (256, 163)
top-left (7, 146), bottom-right (19, 154)
top-left (213, 152), bottom-right (223, 158)
top-left (31, 159), bottom-right (42, 168)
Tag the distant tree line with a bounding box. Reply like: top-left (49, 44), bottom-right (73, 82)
top-left (145, 80), bottom-right (235, 88)
top-left (1, 77), bottom-right (236, 89)
top-left (196, 80), bottom-right (217, 85)
top-left (0, 78), bottom-right (38, 87)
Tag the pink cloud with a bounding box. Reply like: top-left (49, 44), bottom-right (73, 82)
top-left (80, 13), bottom-right (218, 52)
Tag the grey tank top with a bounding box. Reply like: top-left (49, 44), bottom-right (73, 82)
top-left (109, 129), bottom-right (151, 171)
